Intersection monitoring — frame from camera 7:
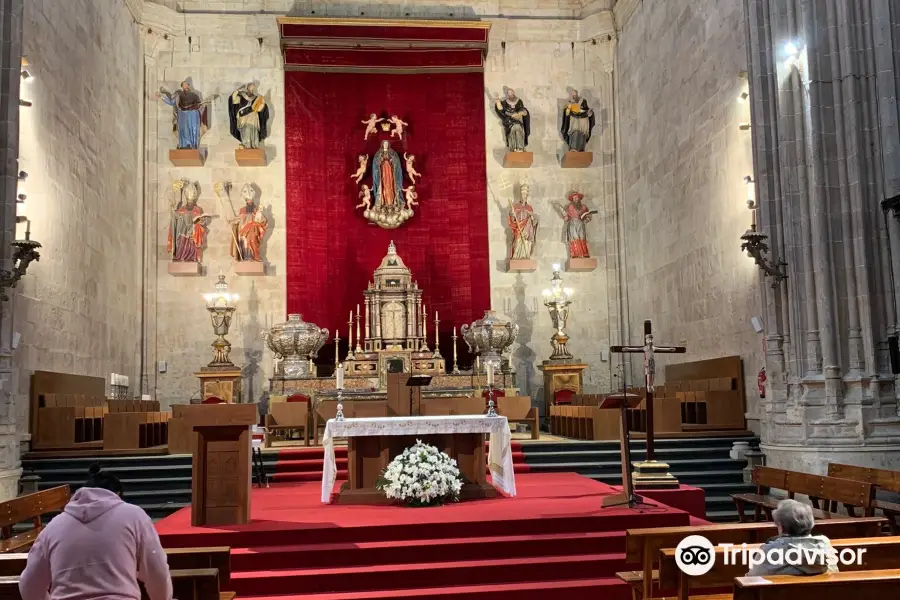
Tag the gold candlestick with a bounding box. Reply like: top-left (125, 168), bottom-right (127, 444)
top-left (355, 306), bottom-right (363, 354)
top-left (364, 299), bottom-right (370, 350)
top-left (346, 312), bottom-right (356, 360)
top-left (451, 326), bottom-right (460, 374)
top-left (433, 311), bottom-right (442, 359)
top-left (421, 305), bottom-right (430, 352)
top-left (333, 331), bottom-right (341, 376)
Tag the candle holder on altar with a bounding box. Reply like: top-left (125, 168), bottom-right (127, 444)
top-left (335, 363), bottom-right (346, 421)
top-left (541, 264), bottom-right (574, 361)
top-left (203, 275), bottom-right (239, 367)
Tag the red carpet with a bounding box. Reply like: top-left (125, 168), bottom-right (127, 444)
top-left (156, 473), bottom-right (690, 599)
top-left (271, 442), bottom-right (529, 483)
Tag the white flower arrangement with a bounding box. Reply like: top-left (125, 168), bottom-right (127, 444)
top-left (375, 439), bottom-right (463, 507)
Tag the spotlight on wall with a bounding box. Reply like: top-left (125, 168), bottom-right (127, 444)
top-left (20, 69), bottom-right (32, 82)
top-left (17, 171), bottom-right (27, 181)
top-left (17, 194), bottom-right (25, 204)
top-left (737, 91), bottom-right (749, 103)
top-left (744, 175), bottom-right (755, 208)
top-left (18, 99), bottom-right (32, 108)
top-left (739, 123), bottom-right (751, 131)
top-left (784, 42), bottom-right (799, 57)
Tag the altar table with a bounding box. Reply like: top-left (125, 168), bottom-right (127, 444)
top-left (321, 415), bottom-right (517, 504)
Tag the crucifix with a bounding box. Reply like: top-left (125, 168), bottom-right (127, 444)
top-left (610, 319), bottom-right (686, 461)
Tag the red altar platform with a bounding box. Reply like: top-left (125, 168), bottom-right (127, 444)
top-left (613, 483), bottom-right (708, 520)
top-left (156, 473), bottom-right (693, 600)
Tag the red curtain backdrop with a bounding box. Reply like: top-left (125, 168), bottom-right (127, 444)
top-left (284, 71), bottom-right (491, 339)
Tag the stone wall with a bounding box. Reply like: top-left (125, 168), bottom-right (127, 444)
top-left (141, 3), bottom-right (620, 410)
top-left (615, 0), bottom-right (763, 422)
top-left (15, 0), bottom-right (144, 433)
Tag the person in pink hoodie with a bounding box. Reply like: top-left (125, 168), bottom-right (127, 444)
top-left (19, 465), bottom-right (173, 600)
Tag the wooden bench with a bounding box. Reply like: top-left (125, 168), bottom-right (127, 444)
top-left (0, 546), bottom-right (233, 600)
top-left (732, 466), bottom-right (876, 522)
top-left (828, 463), bottom-right (900, 533)
top-left (733, 568), bottom-right (900, 600)
top-left (659, 536), bottom-right (900, 600)
top-left (0, 569), bottom-right (220, 600)
top-left (496, 396), bottom-right (539, 440)
top-left (265, 400), bottom-right (310, 447)
top-left (0, 486), bottom-right (70, 554)
top-left (617, 516), bottom-right (886, 600)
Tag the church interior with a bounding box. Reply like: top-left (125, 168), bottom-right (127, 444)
top-left (2, 0), bottom-right (900, 598)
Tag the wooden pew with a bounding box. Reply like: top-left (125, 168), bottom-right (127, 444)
top-left (828, 463), bottom-right (900, 533)
top-left (265, 400), bottom-right (310, 448)
top-left (732, 466), bottom-right (876, 522)
top-left (659, 536), bottom-right (900, 600)
top-left (733, 569), bottom-right (900, 600)
top-left (617, 516), bottom-right (886, 600)
top-left (0, 569), bottom-right (220, 600)
top-left (0, 486), bottom-right (71, 553)
top-left (0, 547), bottom-right (233, 600)
top-left (103, 411), bottom-right (171, 450)
top-left (497, 396), bottom-right (539, 440)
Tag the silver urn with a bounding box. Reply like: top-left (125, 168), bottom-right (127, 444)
top-left (460, 310), bottom-right (518, 374)
top-left (262, 314), bottom-right (329, 379)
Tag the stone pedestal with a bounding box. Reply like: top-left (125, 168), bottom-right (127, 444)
top-left (168, 262), bottom-right (201, 276)
top-left (506, 259), bottom-right (536, 273)
top-left (561, 151), bottom-right (593, 168)
top-left (566, 257), bottom-right (597, 272)
top-left (235, 147), bottom-right (267, 167)
top-left (169, 149), bottom-right (204, 166)
top-left (632, 459), bottom-right (679, 489)
top-left (196, 367), bottom-right (243, 404)
top-left (234, 261), bottom-right (265, 275)
top-left (502, 151), bottom-right (533, 168)
top-left (537, 360), bottom-right (587, 418)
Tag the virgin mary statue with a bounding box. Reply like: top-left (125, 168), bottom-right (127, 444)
top-left (372, 141), bottom-right (404, 208)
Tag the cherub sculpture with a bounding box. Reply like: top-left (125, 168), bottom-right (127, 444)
top-left (357, 185), bottom-right (372, 209)
top-left (362, 114), bottom-right (383, 140)
top-left (389, 115), bottom-right (409, 140)
top-left (404, 153), bottom-right (421, 183)
top-left (351, 154), bottom-right (368, 184)
top-left (403, 186), bottom-right (418, 207)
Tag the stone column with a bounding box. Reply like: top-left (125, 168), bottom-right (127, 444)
top-left (0, 0), bottom-right (25, 500)
top-left (745, 0), bottom-right (900, 472)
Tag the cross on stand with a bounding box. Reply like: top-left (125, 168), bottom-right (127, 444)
top-left (610, 319), bottom-right (686, 462)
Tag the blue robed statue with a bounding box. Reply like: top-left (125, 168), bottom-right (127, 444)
top-left (372, 140), bottom-right (405, 208)
top-left (159, 81), bottom-right (213, 149)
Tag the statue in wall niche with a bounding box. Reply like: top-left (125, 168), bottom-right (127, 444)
top-left (158, 81), bottom-right (213, 150)
top-left (507, 183), bottom-right (539, 273)
top-left (229, 82), bottom-right (270, 150)
top-left (494, 88), bottom-right (530, 153)
top-left (168, 180), bottom-right (209, 263)
top-left (556, 191), bottom-right (598, 272)
top-left (561, 89), bottom-right (595, 152)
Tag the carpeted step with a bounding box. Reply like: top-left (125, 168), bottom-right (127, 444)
top-left (271, 470), bottom-right (348, 483)
top-left (231, 531), bottom-right (623, 571)
top-left (230, 553), bottom-right (628, 596)
top-left (237, 576), bottom-right (627, 600)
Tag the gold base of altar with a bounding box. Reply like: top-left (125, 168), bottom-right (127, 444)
top-left (537, 361), bottom-right (587, 417)
top-left (196, 367), bottom-right (243, 404)
top-left (269, 371), bottom-right (514, 396)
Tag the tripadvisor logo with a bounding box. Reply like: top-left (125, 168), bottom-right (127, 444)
top-left (674, 535), bottom-right (867, 576)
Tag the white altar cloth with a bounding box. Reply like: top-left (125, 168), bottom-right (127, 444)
top-left (321, 415), bottom-right (517, 503)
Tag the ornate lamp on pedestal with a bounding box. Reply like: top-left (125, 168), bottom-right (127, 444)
top-left (541, 264), bottom-right (574, 360)
top-left (195, 275), bottom-right (243, 403)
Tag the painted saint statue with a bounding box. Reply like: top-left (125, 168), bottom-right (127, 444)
top-left (561, 191), bottom-right (595, 259)
top-left (230, 184), bottom-right (268, 262)
top-left (494, 88), bottom-right (530, 152)
top-left (561, 89), bottom-right (596, 152)
top-left (159, 81), bottom-right (210, 149)
top-left (372, 140), bottom-right (404, 208)
top-left (229, 83), bottom-right (269, 149)
top-left (168, 181), bottom-right (208, 262)
top-left (509, 183), bottom-right (539, 259)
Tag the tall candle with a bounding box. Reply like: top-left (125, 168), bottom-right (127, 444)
top-left (336, 364), bottom-right (345, 389)
top-left (487, 362), bottom-right (494, 387)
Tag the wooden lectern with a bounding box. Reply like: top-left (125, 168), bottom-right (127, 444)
top-left (598, 393), bottom-right (643, 508)
top-left (180, 403), bottom-right (258, 527)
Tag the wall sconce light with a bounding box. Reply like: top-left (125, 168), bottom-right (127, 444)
top-left (20, 57), bottom-right (32, 82)
top-left (737, 91), bottom-right (749, 103)
top-left (0, 218), bottom-right (40, 301)
top-left (883, 194), bottom-right (900, 224)
top-left (740, 175), bottom-right (787, 287)
top-left (739, 123), bottom-right (751, 131)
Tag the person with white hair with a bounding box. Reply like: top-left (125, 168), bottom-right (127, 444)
top-left (746, 498), bottom-right (839, 576)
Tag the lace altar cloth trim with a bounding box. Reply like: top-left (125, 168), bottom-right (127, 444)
top-left (321, 415), bottom-right (517, 503)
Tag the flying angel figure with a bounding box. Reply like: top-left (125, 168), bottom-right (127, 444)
top-left (362, 114), bottom-right (383, 140)
top-left (404, 153), bottom-right (421, 183)
top-left (357, 185), bottom-right (372, 210)
top-left (403, 186), bottom-right (419, 207)
top-left (389, 115), bottom-right (409, 140)
top-left (351, 154), bottom-right (368, 184)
